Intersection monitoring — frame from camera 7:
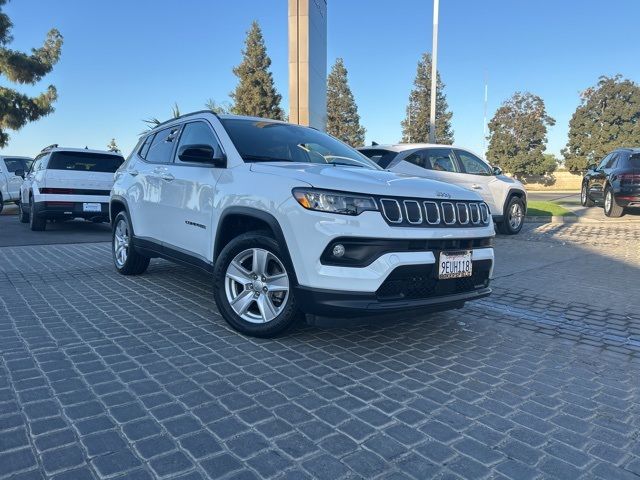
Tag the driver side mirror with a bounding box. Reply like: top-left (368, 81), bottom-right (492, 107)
top-left (587, 163), bottom-right (597, 171)
top-left (178, 144), bottom-right (226, 168)
top-left (14, 169), bottom-right (25, 178)
top-left (492, 166), bottom-right (503, 176)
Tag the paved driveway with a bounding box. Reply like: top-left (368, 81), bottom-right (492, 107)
top-left (0, 225), bottom-right (639, 479)
top-left (527, 191), bottom-right (640, 222)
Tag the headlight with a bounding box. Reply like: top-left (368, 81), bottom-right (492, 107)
top-left (292, 188), bottom-right (378, 216)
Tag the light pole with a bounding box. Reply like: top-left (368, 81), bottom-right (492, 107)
top-left (428, 0), bottom-right (439, 144)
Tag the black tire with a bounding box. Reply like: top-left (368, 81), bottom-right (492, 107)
top-left (18, 200), bottom-right (29, 223)
top-left (0, 194), bottom-right (3, 215)
top-left (604, 186), bottom-right (624, 218)
top-left (497, 196), bottom-right (525, 235)
top-left (29, 198), bottom-right (46, 231)
top-left (581, 182), bottom-right (595, 207)
top-left (112, 211), bottom-right (149, 275)
top-left (213, 232), bottom-right (299, 338)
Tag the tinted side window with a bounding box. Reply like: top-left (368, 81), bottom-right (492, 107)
top-left (138, 134), bottom-right (154, 159)
top-left (628, 154), bottom-right (640, 168)
top-left (145, 126), bottom-right (181, 164)
top-left (175, 122), bottom-right (223, 164)
top-left (4, 158), bottom-right (28, 173)
top-left (360, 149), bottom-right (399, 169)
top-left (605, 153), bottom-right (619, 169)
top-left (404, 152), bottom-right (430, 169)
top-left (597, 154), bottom-right (612, 170)
top-left (456, 150), bottom-right (492, 175)
top-left (422, 149), bottom-right (459, 172)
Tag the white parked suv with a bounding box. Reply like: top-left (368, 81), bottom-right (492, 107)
top-left (111, 112), bottom-right (495, 337)
top-left (359, 144), bottom-right (527, 235)
top-left (0, 156), bottom-right (32, 214)
top-left (19, 145), bottom-right (124, 230)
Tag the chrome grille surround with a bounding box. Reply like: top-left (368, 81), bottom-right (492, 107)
top-left (380, 199), bottom-right (403, 223)
top-left (376, 197), bottom-right (490, 228)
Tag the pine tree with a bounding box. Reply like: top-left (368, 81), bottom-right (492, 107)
top-left (401, 53), bottom-right (453, 144)
top-left (230, 21), bottom-right (284, 120)
top-left (486, 92), bottom-right (555, 177)
top-left (562, 75), bottom-right (640, 172)
top-left (107, 138), bottom-right (119, 152)
top-left (326, 58), bottom-right (365, 147)
top-left (0, 0), bottom-right (63, 147)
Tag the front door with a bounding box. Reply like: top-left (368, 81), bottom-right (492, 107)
top-left (161, 121), bottom-right (225, 261)
top-left (452, 149), bottom-right (497, 214)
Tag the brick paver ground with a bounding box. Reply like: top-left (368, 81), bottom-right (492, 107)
top-left (1, 224), bottom-right (639, 479)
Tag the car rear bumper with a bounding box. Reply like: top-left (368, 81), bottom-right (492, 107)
top-left (615, 193), bottom-right (640, 207)
top-left (33, 201), bottom-right (109, 219)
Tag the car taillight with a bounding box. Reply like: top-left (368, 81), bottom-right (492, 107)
top-left (40, 188), bottom-right (75, 194)
top-left (620, 174), bottom-right (640, 186)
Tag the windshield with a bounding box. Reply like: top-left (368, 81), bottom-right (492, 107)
top-left (47, 152), bottom-right (124, 173)
top-left (220, 118), bottom-right (381, 170)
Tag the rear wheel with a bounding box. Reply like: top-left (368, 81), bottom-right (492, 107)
top-left (497, 196), bottom-right (525, 235)
top-left (18, 200), bottom-right (29, 223)
top-left (604, 187), bottom-right (624, 218)
top-left (29, 198), bottom-right (46, 231)
top-left (112, 211), bottom-right (149, 275)
top-left (213, 232), bottom-right (299, 338)
top-left (581, 183), bottom-right (595, 207)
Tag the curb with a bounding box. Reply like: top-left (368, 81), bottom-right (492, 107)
top-left (525, 215), bottom-right (640, 224)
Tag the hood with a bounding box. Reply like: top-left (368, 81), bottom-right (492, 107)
top-left (250, 163), bottom-right (483, 201)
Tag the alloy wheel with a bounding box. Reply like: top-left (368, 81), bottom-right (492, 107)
top-left (224, 248), bottom-right (289, 324)
top-left (509, 202), bottom-right (523, 230)
top-left (114, 219), bottom-right (130, 268)
top-left (605, 190), bottom-right (612, 213)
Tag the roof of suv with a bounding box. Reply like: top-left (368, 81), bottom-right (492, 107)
top-left (38, 147), bottom-right (123, 156)
top-left (359, 143), bottom-right (461, 153)
top-left (147, 111), bottom-right (287, 133)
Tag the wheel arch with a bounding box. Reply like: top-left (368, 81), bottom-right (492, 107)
top-left (502, 189), bottom-right (527, 215)
top-left (109, 195), bottom-right (129, 226)
top-left (214, 207), bottom-right (298, 285)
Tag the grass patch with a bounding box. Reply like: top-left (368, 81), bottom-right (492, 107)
top-left (526, 200), bottom-right (573, 217)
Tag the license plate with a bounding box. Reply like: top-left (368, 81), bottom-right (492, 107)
top-left (438, 250), bottom-right (472, 279)
top-left (83, 203), bottom-right (101, 213)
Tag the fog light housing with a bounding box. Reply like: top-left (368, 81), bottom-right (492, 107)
top-left (332, 244), bottom-right (346, 258)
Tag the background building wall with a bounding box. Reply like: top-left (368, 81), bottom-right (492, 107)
top-left (289, 0), bottom-right (327, 130)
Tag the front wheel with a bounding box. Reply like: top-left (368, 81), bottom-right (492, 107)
top-left (112, 211), bottom-right (149, 275)
top-left (213, 232), bottom-right (299, 338)
top-left (497, 197), bottom-right (525, 235)
top-left (604, 187), bottom-right (624, 218)
top-left (581, 183), bottom-right (595, 207)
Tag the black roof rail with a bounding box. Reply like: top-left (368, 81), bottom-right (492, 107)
top-left (150, 110), bottom-right (220, 131)
top-left (40, 144), bottom-right (58, 152)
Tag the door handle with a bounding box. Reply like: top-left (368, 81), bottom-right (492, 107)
top-left (471, 185), bottom-right (482, 190)
top-left (129, 170), bottom-right (139, 176)
top-left (160, 173), bottom-right (174, 182)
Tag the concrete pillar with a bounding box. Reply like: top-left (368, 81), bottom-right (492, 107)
top-left (288, 0), bottom-right (327, 130)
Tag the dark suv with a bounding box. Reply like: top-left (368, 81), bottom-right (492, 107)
top-left (581, 148), bottom-right (640, 217)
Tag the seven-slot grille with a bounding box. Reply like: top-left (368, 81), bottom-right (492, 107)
top-left (378, 198), bottom-right (490, 227)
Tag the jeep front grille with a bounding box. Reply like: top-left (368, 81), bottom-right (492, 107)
top-left (378, 197), bottom-right (490, 228)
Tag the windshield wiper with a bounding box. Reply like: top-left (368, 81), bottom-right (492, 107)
top-left (242, 154), bottom-right (292, 162)
top-left (327, 161), bottom-right (366, 168)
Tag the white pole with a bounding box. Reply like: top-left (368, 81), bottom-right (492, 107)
top-left (483, 73), bottom-right (488, 154)
top-left (429, 0), bottom-right (439, 144)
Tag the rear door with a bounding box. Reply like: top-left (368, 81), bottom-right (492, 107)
top-left (590, 153), bottom-right (616, 201)
top-left (161, 120), bottom-right (225, 261)
top-left (137, 125), bottom-right (182, 242)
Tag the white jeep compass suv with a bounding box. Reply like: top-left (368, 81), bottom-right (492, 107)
top-left (359, 144), bottom-right (527, 235)
top-left (20, 145), bottom-right (124, 230)
top-left (111, 112), bottom-right (495, 337)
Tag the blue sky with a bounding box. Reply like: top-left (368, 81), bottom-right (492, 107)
top-left (2, 0), bottom-right (639, 159)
